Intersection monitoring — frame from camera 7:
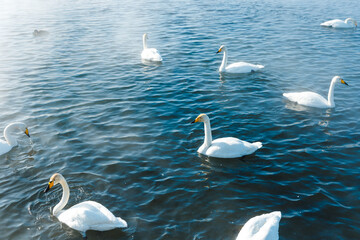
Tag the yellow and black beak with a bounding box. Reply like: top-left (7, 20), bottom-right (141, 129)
top-left (216, 48), bottom-right (222, 54)
top-left (44, 181), bottom-right (54, 193)
top-left (25, 128), bottom-right (30, 137)
top-left (191, 117), bottom-right (200, 124)
top-left (340, 79), bottom-right (349, 86)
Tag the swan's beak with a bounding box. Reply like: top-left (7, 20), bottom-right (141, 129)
top-left (216, 49), bottom-right (222, 54)
top-left (25, 128), bottom-right (30, 137)
top-left (340, 79), bottom-right (349, 86)
top-left (191, 117), bottom-right (200, 123)
top-left (44, 181), bottom-right (54, 193)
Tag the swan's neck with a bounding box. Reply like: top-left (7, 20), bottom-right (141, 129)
top-left (143, 35), bottom-right (148, 50)
top-left (327, 79), bottom-right (337, 107)
top-left (345, 18), bottom-right (352, 24)
top-left (203, 120), bottom-right (213, 149)
top-left (4, 124), bottom-right (18, 147)
top-left (53, 178), bottom-right (70, 215)
top-left (219, 49), bottom-right (228, 72)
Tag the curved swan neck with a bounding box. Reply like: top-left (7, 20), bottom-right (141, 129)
top-left (4, 123), bottom-right (23, 147)
top-left (327, 77), bottom-right (337, 107)
top-left (219, 48), bottom-right (228, 72)
top-left (143, 34), bottom-right (148, 49)
top-left (203, 119), bottom-right (213, 148)
top-left (53, 177), bottom-right (70, 215)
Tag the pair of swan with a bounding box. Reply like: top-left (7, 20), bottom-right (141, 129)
top-left (141, 34), bottom-right (263, 74)
top-left (192, 114), bottom-right (262, 158)
top-left (321, 18), bottom-right (357, 28)
top-left (0, 122), bottom-right (30, 156)
top-left (44, 173), bottom-right (127, 238)
top-left (283, 76), bottom-right (349, 108)
top-left (45, 172), bottom-right (280, 240)
top-left (236, 211), bottom-right (281, 240)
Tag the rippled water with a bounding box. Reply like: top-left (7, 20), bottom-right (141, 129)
top-left (0, 0), bottom-right (359, 239)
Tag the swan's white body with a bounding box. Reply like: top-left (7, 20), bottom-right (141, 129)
top-left (236, 211), bottom-right (281, 240)
top-left (45, 173), bottom-right (127, 237)
top-left (141, 33), bottom-right (162, 62)
top-left (283, 76), bottom-right (348, 108)
top-left (192, 114), bottom-right (262, 158)
top-left (217, 45), bottom-right (264, 74)
top-left (321, 18), bottom-right (357, 28)
top-left (0, 122), bottom-right (30, 156)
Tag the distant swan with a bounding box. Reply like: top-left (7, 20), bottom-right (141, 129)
top-left (321, 18), bottom-right (357, 28)
top-left (44, 173), bottom-right (127, 238)
top-left (216, 45), bottom-right (264, 74)
top-left (0, 122), bottom-right (30, 156)
top-left (191, 114), bottom-right (262, 158)
top-left (141, 33), bottom-right (163, 62)
top-left (236, 211), bottom-right (281, 240)
top-left (283, 76), bottom-right (349, 108)
top-left (33, 29), bottom-right (49, 36)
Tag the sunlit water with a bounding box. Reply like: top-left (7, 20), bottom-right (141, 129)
top-left (0, 0), bottom-right (359, 239)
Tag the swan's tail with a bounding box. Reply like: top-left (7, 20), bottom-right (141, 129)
top-left (257, 64), bottom-right (265, 69)
top-left (253, 141), bottom-right (262, 149)
top-left (116, 217), bottom-right (128, 228)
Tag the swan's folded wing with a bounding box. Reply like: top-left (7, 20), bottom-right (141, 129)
top-left (206, 137), bottom-right (261, 158)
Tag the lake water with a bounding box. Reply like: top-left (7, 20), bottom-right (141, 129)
top-left (0, 0), bottom-right (359, 239)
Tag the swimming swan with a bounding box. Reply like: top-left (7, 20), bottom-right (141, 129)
top-left (236, 211), bottom-right (281, 240)
top-left (141, 33), bottom-right (163, 62)
top-left (216, 45), bottom-right (264, 74)
top-left (321, 18), bottom-right (357, 28)
top-left (283, 76), bottom-right (349, 108)
top-left (33, 29), bottom-right (49, 36)
top-left (44, 173), bottom-right (127, 238)
top-left (0, 122), bottom-right (30, 156)
top-left (191, 114), bottom-right (262, 158)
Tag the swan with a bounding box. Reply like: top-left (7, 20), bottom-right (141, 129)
top-left (236, 211), bottom-right (281, 240)
top-left (141, 33), bottom-right (163, 62)
top-left (283, 76), bottom-right (349, 108)
top-left (216, 45), bottom-right (264, 74)
top-left (44, 173), bottom-right (127, 238)
top-left (321, 18), bottom-right (357, 28)
top-left (0, 122), bottom-right (30, 156)
top-left (191, 114), bottom-right (262, 158)
top-left (33, 29), bottom-right (49, 36)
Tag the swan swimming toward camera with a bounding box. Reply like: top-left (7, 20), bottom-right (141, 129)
top-left (216, 45), bottom-right (264, 74)
top-left (236, 211), bottom-right (281, 240)
top-left (0, 122), bottom-right (30, 156)
top-left (283, 76), bottom-right (349, 108)
top-left (141, 33), bottom-right (163, 62)
top-left (44, 173), bottom-right (127, 238)
top-left (191, 114), bottom-right (262, 158)
top-left (321, 18), bottom-right (357, 28)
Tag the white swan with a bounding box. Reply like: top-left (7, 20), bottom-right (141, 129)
top-left (0, 122), bottom-right (30, 156)
top-left (283, 76), bottom-right (349, 108)
top-left (321, 18), bottom-right (357, 28)
top-left (44, 173), bottom-right (127, 238)
top-left (191, 114), bottom-right (262, 158)
top-left (216, 45), bottom-right (264, 74)
top-left (141, 33), bottom-right (163, 62)
top-left (236, 211), bottom-right (281, 240)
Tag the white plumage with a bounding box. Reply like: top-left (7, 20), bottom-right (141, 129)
top-left (0, 122), bottom-right (30, 156)
top-left (236, 211), bottom-right (281, 240)
top-left (216, 45), bottom-right (264, 74)
top-left (283, 76), bottom-right (349, 108)
top-left (192, 114), bottom-right (262, 158)
top-left (321, 18), bottom-right (357, 28)
top-left (141, 33), bottom-right (163, 62)
top-left (44, 173), bottom-right (127, 237)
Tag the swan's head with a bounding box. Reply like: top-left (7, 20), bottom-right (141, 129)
top-left (345, 18), bottom-right (357, 27)
top-left (191, 113), bottom-right (210, 123)
top-left (216, 45), bottom-right (226, 54)
top-left (333, 76), bottom-right (349, 86)
top-left (7, 122), bottom-right (30, 137)
top-left (143, 33), bottom-right (148, 39)
top-left (44, 173), bottom-right (64, 193)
